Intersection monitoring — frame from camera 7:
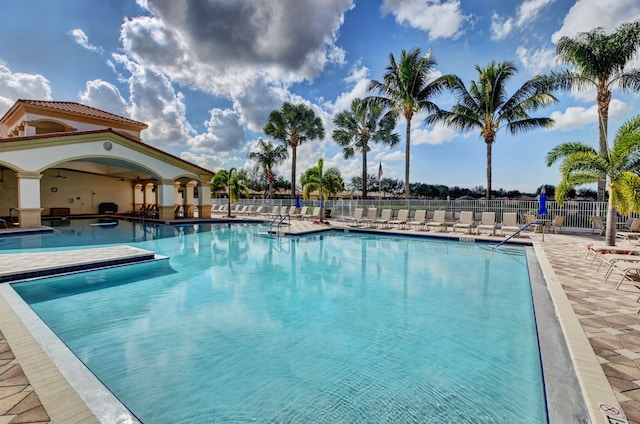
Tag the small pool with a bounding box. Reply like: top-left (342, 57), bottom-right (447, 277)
top-left (7, 219), bottom-right (547, 423)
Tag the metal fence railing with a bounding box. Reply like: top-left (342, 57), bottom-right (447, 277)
top-left (212, 198), bottom-right (637, 231)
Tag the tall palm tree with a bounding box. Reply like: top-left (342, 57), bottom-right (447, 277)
top-left (547, 114), bottom-right (640, 246)
top-left (427, 61), bottom-right (556, 199)
top-left (211, 167), bottom-right (249, 218)
top-left (333, 98), bottom-right (399, 199)
top-left (368, 47), bottom-right (449, 199)
top-left (264, 102), bottom-right (325, 200)
top-left (300, 158), bottom-right (343, 223)
top-left (248, 138), bottom-right (289, 199)
top-left (548, 21), bottom-right (640, 201)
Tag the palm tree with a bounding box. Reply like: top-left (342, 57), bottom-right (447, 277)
top-left (333, 98), bottom-right (400, 199)
top-left (546, 114), bottom-right (640, 246)
top-left (264, 102), bottom-right (325, 200)
top-left (300, 158), bottom-right (343, 223)
top-left (211, 167), bottom-right (249, 218)
top-left (547, 21), bottom-right (640, 201)
top-left (368, 47), bottom-right (449, 199)
top-left (248, 138), bottom-right (289, 199)
top-left (427, 61), bottom-right (556, 199)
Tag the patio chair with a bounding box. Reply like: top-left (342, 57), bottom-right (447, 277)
top-left (500, 212), bottom-right (520, 236)
top-left (372, 209), bottom-right (392, 228)
top-left (291, 206), bottom-right (308, 220)
top-left (452, 211), bottom-right (475, 234)
top-left (617, 218), bottom-right (640, 243)
top-left (345, 208), bottom-right (364, 226)
top-left (406, 210), bottom-right (427, 231)
top-left (304, 206), bottom-right (322, 221)
top-left (591, 216), bottom-right (606, 236)
top-left (358, 207), bottom-right (378, 227)
top-left (476, 212), bottom-right (497, 236)
top-left (425, 210), bottom-right (448, 232)
top-left (388, 209), bottom-right (410, 229)
top-left (550, 215), bottom-right (565, 234)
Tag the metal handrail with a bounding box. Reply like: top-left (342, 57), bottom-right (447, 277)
top-left (269, 214), bottom-right (290, 236)
top-left (495, 221), bottom-right (546, 248)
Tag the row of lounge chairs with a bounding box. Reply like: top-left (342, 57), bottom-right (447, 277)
top-left (342, 208), bottom-right (564, 236)
top-left (211, 204), bottom-right (323, 221)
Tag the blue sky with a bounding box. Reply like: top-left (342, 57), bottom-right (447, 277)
top-left (1, 0), bottom-right (640, 193)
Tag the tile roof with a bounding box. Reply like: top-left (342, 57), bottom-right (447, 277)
top-left (9, 99), bottom-right (147, 128)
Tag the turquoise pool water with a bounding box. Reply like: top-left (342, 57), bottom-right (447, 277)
top-left (8, 219), bottom-right (547, 423)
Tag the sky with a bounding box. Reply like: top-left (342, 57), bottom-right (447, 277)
top-left (1, 0), bottom-right (640, 194)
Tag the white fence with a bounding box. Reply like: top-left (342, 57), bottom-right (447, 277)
top-left (214, 198), bottom-right (634, 230)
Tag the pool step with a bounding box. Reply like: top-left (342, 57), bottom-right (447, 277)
top-left (0, 246), bottom-right (160, 283)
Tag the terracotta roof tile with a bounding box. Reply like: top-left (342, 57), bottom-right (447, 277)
top-left (15, 100), bottom-right (147, 128)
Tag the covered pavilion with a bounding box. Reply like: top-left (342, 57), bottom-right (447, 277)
top-left (0, 99), bottom-right (215, 227)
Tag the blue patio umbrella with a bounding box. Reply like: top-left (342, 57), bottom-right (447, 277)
top-left (295, 195), bottom-right (301, 208)
top-left (538, 186), bottom-right (548, 215)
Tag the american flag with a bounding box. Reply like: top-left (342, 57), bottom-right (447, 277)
top-left (378, 162), bottom-right (383, 180)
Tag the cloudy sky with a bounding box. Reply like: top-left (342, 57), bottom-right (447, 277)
top-left (2, 0), bottom-right (640, 193)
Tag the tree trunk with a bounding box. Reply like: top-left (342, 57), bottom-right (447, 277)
top-left (605, 191), bottom-right (617, 246)
top-left (362, 151), bottom-right (368, 199)
top-left (405, 119), bottom-right (411, 199)
top-left (291, 145), bottom-right (297, 200)
top-left (267, 169), bottom-right (274, 199)
top-left (597, 85), bottom-right (611, 202)
top-left (486, 141), bottom-right (492, 200)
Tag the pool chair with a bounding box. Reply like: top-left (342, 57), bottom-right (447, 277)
top-left (591, 216), bottom-right (605, 236)
top-left (425, 210), bottom-right (448, 232)
top-left (607, 260), bottom-right (640, 290)
top-left (476, 212), bottom-right (497, 236)
top-left (407, 210), bottom-right (427, 231)
top-left (550, 215), bottom-right (565, 234)
top-left (617, 219), bottom-right (640, 244)
top-left (263, 206), bottom-right (280, 218)
top-left (345, 208), bottom-right (365, 226)
top-left (291, 206), bottom-right (308, 220)
top-left (389, 209), bottom-right (410, 229)
top-left (304, 207), bottom-right (322, 221)
top-left (500, 212), bottom-right (520, 236)
top-left (453, 211), bottom-right (475, 234)
top-left (357, 207), bottom-right (378, 227)
top-left (372, 209), bottom-right (392, 228)
top-left (599, 253), bottom-right (640, 279)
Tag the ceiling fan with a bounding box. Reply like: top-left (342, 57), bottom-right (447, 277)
top-left (55, 169), bottom-right (67, 179)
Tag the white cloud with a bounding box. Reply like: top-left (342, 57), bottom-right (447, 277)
top-left (188, 108), bottom-right (246, 153)
top-left (548, 99), bottom-right (630, 131)
top-left (114, 55), bottom-right (194, 147)
top-left (0, 65), bottom-right (52, 116)
top-left (381, 0), bottom-right (466, 40)
top-left (412, 124), bottom-right (458, 145)
top-left (491, 0), bottom-right (554, 40)
top-left (180, 151), bottom-right (228, 173)
top-left (328, 65), bottom-right (371, 114)
top-left (516, 46), bottom-right (556, 74)
top-left (79, 80), bottom-right (129, 117)
top-left (552, 0), bottom-right (640, 43)
top-left (69, 29), bottom-right (103, 53)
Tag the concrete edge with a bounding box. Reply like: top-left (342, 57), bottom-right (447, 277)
top-left (533, 241), bottom-right (622, 424)
top-left (0, 283), bottom-right (140, 424)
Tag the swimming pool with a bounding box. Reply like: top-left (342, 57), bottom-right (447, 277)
top-left (7, 219), bottom-right (547, 423)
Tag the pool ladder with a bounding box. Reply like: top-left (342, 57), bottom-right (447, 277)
top-left (268, 214), bottom-right (290, 237)
top-left (495, 221), bottom-right (546, 249)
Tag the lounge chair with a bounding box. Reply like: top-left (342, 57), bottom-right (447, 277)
top-left (500, 212), bottom-right (520, 236)
top-left (617, 218), bottom-right (640, 243)
top-left (263, 206), bottom-right (280, 218)
top-left (389, 209), bottom-right (410, 229)
top-left (304, 207), bottom-right (322, 221)
top-left (372, 209), bottom-right (392, 228)
top-left (358, 207), bottom-right (377, 227)
top-left (591, 216), bottom-right (606, 236)
top-left (407, 210), bottom-right (427, 231)
top-left (550, 215), bottom-right (565, 234)
top-left (425, 210), bottom-right (447, 232)
top-left (607, 260), bottom-right (640, 290)
top-left (476, 212), bottom-right (497, 236)
top-left (452, 211), bottom-right (475, 234)
top-left (291, 206), bottom-right (308, 220)
top-left (247, 205), bottom-right (262, 216)
top-left (345, 208), bottom-right (365, 226)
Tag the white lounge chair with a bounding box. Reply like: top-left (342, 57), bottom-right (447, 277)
top-left (372, 209), bottom-right (392, 228)
top-left (453, 211), bottom-right (475, 234)
top-left (407, 210), bottom-right (427, 231)
top-left (304, 207), bottom-right (322, 221)
top-left (500, 212), bottom-right (520, 236)
top-left (425, 210), bottom-right (448, 232)
top-left (617, 218), bottom-right (640, 243)
top-left (476, 212), bottom-right (497, 236)
top-left (389, 209), bottom-right (410, 229)
top-left (345, 208), bottom-right (365, 226)
top-left (358, 207), bottom-right (377, 227)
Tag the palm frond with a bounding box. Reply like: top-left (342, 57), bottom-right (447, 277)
top-left (546, 142), bottom-right (596, 166)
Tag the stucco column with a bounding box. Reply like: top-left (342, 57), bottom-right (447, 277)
top-left (199, 182), bottom-right (212, 218)
top-left (186, 181), bottom-right (196, 217)
top-left (158, 179), bottom-right (176, 220)
top-left (16, 171), bottom-right (43, 228)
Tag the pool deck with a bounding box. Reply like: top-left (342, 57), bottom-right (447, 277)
top-left (1, 219), bottom-right (639, 423)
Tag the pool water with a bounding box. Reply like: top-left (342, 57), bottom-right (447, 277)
top-left (9, 220), bottom-right (547, 423)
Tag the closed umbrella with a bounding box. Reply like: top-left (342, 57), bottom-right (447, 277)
top-left (538, 186), bottom-right (548, 215)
